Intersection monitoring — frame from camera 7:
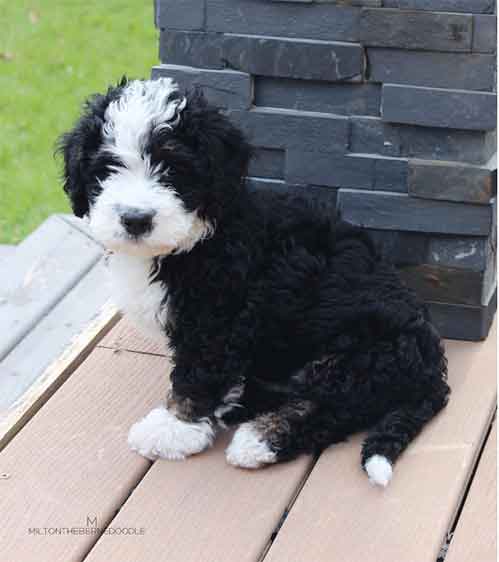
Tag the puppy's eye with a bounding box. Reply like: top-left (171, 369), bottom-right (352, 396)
top-left (92, 153), bottom-right (124, 180)
top-left (162, 166), bottom-right (174, 178)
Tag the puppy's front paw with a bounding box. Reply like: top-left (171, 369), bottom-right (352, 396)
top-left (226, 422), bottom-right (277, 469)
top-left (128, 406), bottom-right (215, 461)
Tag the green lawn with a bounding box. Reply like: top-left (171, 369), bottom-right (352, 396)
top-left (0, 1), bottom-right (158, 243)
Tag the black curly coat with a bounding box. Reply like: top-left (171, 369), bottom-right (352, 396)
top-left (158, 187), bottom-right (449, 465)
top-left (60, 81), bottom-right (450, 473)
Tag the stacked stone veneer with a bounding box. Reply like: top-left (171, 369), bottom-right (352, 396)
top-left (153, 0), bottom-right (497, 340)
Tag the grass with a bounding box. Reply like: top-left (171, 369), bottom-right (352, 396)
top-left (0, 1), bottom-right (158, 243)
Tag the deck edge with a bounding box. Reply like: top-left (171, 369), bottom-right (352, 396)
top-left (0, 302), bottom-right (120, 451)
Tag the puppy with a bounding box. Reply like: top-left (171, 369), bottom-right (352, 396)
top-left (59, 77), bottom-right (449, 487)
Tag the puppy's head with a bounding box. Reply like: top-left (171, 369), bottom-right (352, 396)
top-left (58, 77), bottom-right (250, 256)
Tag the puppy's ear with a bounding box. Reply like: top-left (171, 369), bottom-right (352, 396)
top-left (57, 99), bottom-right (103, 218)
top-left (178, 88), bottom-right (252, 218)
top-left (56, 81), bottom-right (126, 217)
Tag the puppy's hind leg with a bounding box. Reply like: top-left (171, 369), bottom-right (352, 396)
top-left (226, 398), bottom-right (338, 468)
top-left (361, 384), bottom-right (449, 487)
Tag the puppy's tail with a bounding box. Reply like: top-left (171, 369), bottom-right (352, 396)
top-left (360, 375), bottom-right (450, 487)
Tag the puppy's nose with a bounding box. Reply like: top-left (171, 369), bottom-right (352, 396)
top-left (120, 208), bottom-right (155, 236)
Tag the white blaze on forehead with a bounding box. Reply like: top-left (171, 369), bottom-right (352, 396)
top-left (102, 77), bottom-right (186, 164)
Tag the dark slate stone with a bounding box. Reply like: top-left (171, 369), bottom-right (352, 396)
top-left (247, 148), bottom-right (285, 179)
top-left (227, 107), bottom-right (350, 153)
top-left (482, 240), bottom-right (496, 306)
top-left (151, 64), bottom-right (252, 109)
top-left (160, 30), bottom-right (366, 79)
top-left (372, 156), bottom-right (408, 193)
top-left (491, 187), bottom-right (497, 238)
top-left (484, 130), bottom-right (497, 162)
top-left (255, 78), bottom-right (381, 116)
top-left (222, 35), bottom-right (363, 81)
top-left (408, 158), bottom-right (496, 204)
top-left (427, 234), bottom-right (496, 306)
top-left (350, 117), bottom-right (493, 164)
top-left (157, 0), bottom-right (205, 30)
top-left (427, 289), bottom-right (496, 341)
top-left (367, 49), bottom-right (496, 92)
top-left (398, 264), bottom-right (486, 306)
top-left (285, 150), bottom-right (374, 188)
top-left (270, 0), bottom-right (380, 4)
top-left (428, 236), bottom-right (491, 271)
top-left (382, 0), bottom-right (494, 13)
top-left (206, 0), bottom-right (361, 42)
top-left (159, 30), bottom-right (224, 68)
top-left (473, 15), bottom-right (497, 53)
top-left (382, 84), bottom-right (497, 131)
top-left (351, 154), bottom-right (408, 192)
top-left (337, 189), bottom-right (493, 235)
top-left (245, 177), bottom-right (338, 211)
top-left (360, 8), bottom-right (472, 52)
top-left (245, 177), bottom-right (289, 193)
top-left (285, 150), bottom-right (408, 191)
top-left (366, 229), bottom-right (428, 265)
top-left (349, 117), bottom-right (401, 157)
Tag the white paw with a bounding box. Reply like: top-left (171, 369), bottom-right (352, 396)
top-left (364, 455), bottom-right (393, 487)
top-left (128, 406), bottom-right (215, 461)
top-left (226, 422), bottom-right (277, 469)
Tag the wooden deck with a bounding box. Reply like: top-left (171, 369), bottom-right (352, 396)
top-left (0, 316), bottom-right (496, 562)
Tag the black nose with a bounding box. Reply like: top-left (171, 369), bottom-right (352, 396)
top-left (120, 209), bottom-right (155, 237)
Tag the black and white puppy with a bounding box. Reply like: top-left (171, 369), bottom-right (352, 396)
top-left (59, 77), bottom-right (450, 487)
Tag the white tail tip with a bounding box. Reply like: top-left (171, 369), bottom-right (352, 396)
top-left (365, 455), bottom-right (393, 487)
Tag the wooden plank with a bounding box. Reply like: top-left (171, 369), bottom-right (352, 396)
top-left (0, 215), bottom-right (102, 361)
top-left (82, 435), bottom-right (313, 562)
top-left (0, 259), bottom-right (114, 413)
top-left (0, 302), bottom-right (119, 451)
top-left (0, 244), bottom-right (15, 261)
top-left (0, 347), bottom-right (168, 562)
top-left (445, 422), bottom-right (497, 562)
top-left (97, 317), bottom-right (168, 357)
top-left (78, 323), bottom-right (313, 562)
top-left (1, 318), bottom-right (313, 562)
top-left (57, 213), bottom-right (102, 241)
top-left (263, 322), bottom-right (497, 562)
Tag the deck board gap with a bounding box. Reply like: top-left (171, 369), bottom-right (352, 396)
top-left (436, 530), bottom-right (454, 562)
top-left (445, 403), bottom-right (497, 532)
top-left (96, 344), bottom-right (168, 359)
top-left (79, 462), bottom-right (155, 562)
top-left (439, 409), bottom-right (497, 562)
top-left (258, 453), bottom-right (320, 562)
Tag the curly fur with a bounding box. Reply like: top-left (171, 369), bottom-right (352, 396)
top-left (58, 77), bottom-right (450, 486)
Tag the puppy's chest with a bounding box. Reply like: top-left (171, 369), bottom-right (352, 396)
top-left (106, 253), bottom-right (170, 340)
